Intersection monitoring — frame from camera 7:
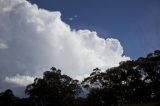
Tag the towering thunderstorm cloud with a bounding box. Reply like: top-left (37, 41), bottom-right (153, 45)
top-left (0, 0), bottom-right (130, 95)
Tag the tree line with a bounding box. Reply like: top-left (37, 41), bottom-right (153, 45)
top-left (0, 50), bottom-right (160, 106)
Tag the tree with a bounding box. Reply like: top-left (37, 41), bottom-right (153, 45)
top-left (0, 89), bottom-right (19, 106)
top-left (83, 50), bottom-right (160, 105)
top-left (25, 67), bottom-right (81, 106)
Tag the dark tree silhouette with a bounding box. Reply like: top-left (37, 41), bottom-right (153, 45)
top-left (25, 67), bottom-right (81, 106)
top-left (0, 89), bottom-right (19, 106)
top-left (82, 50), bottom-right (160, 105)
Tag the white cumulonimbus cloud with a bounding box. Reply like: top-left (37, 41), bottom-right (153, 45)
top-left (0, 0), bottom-right (130, 95)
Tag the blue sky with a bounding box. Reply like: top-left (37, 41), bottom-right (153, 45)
top-left (29, 0), bottom-right (160, 59)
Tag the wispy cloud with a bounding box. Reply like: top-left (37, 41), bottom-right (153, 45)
top-left (69, 15), bottom-right (78, 21)
top-left (0, 39), bottom-right (8, 49)
top-left (5, 74), bottom-right (35, 87)
top-left (0, 43), bottom-right (8, 49)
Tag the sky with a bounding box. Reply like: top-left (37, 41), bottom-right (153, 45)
top-left (0, 0), bottom-right (159, 96)
top-left (30, 0), bottom-right (160, 59)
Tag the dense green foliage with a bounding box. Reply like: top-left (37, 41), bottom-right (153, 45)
top-left (0, 50), bottom-right (160, 106)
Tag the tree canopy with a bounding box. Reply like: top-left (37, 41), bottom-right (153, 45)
top-left (0, 50), bottom-right (160, 106)
top-left (25, 67), bottom-right (81, 106)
